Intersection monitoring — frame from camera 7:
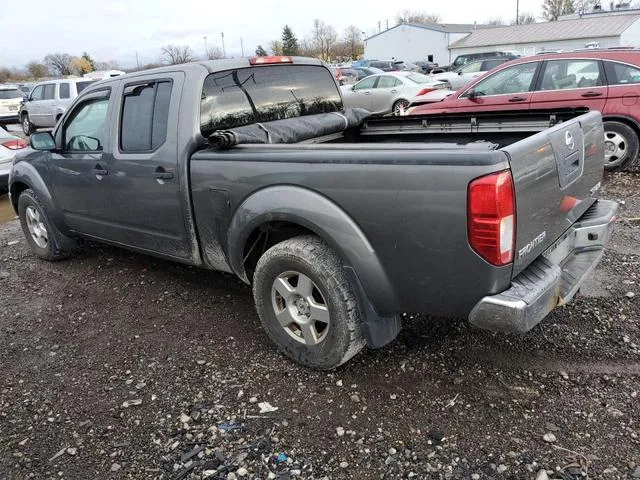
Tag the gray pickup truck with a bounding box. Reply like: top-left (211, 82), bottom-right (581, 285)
top-left (9, 57), bottom-right (617, 369)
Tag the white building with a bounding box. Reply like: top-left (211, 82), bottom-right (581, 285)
top-left (364, 23), bottom-right (478, 66)
top-left (449, 12), bottom-right (640, 58)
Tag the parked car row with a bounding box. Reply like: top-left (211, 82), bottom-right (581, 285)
top-left (409, 49), bottom-right (640, 170)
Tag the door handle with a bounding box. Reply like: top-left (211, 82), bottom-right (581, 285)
top-left (390, 89), bottom-right (398, 93)
top-left (92, 164), bottom-right (108, 176)
top-left (153, 167), bottom-right (174, 180)
top-left (581, 91), bottom-right (603, 97)
top-left (364, 91), bottom-right (372, 95)
top-left (508, 96), bottom-right (527, 102)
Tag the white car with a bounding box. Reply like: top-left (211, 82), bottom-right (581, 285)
top-left (0, 86), bottom-right (24, 125)
top-left (408, 89), bottom-right (456, 110)
top-left (0, 126), bottom-right (27, 191)
top-left (341, 72), bottom-right (447, 115)
top-left (431, 58), bottom-right (510, 91)
top-left (20, 78), bottom-right (96, 135)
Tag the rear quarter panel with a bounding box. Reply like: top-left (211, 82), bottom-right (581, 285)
top-left (190, 145), bottom-right (513, 317)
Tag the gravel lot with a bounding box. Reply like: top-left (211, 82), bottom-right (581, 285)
top-left (0, 171), bottom-right (638, 480)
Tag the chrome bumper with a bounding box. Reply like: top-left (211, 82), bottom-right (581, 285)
top-left (469, 199), bottom-right (618, 333)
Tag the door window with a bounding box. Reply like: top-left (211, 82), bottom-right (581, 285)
top-left (30, 85), bottom-right (44, 101)
top-left (482, 59), bottom-right (506, 71)
top-left (120, 81), bottom-right (172, 152)
top-left (43, 84), bottom-right (55, 100)
top-left (468, 62), bottom-right (539, 96)
top-left (376, 76), bottom-right (400, 88)
top-left (59, 83), bottom-right (70, 99)
top-left (540, 60), bottom-right (602, 90)
top-left (458, 62), bottom-right (482, 74)
top-left (354, 76), bottom-right (377, 90)
top-left (63, 96), bottom-right (110, 151)
top-left (604, 61), bottom-right (640, 85)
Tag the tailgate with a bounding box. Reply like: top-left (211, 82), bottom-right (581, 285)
top-left (501, 111), bottom-right (605, 277)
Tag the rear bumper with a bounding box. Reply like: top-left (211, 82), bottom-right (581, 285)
top-left (0, 114), bottom-right (19, 124)
top-left (469, 199), bottom-right (618, 333)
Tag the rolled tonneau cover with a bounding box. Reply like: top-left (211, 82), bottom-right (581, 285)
top-left (208, 108), bottom-right (370, 149)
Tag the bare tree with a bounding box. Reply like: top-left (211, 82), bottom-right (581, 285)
top-left (395, 9), bottom-right (440, 25)
top-left (299, 37), bottom-right (318, 58)
top-left (44, 53), bottom-right (75, 76)
top-left (542, 0), bottom-right (575, 21)
top-left (161, 44), bottom-right (194, 65)
top-left (26, 61), bottom-right (49, 79)
top-left (486, 17), bottom-right (506, 25)
top-left (342, 25), bottom-right (364, 60)
top-left (269, 40), bottom-right (283, 55)
top-left (207, 46), bottom-right (225, 59)
top-left (311, 19), bottom-right (337, 62)
top-left (510, 13), bottom-right (537, 24)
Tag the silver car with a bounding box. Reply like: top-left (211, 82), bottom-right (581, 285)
top-left (20, 78), bottom-right (96, 135)
top-left (341, 72), bottom-right (447, 115)
top-left (430, 58), bottom-right (511, 91)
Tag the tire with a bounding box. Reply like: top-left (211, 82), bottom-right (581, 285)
top-left (603, 121), bottom-right (639, 171)
top-left (392, 99), bottom-right (410, 116)
top-left (18, 189), bottom-right (77, 261)
top-left (21, 113), bottom-right (33, 136)
top-left (252, 235), bottom-right (365, 369)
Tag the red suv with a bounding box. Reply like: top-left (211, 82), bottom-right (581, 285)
top-left (411, 50), bottom-right (640, 170)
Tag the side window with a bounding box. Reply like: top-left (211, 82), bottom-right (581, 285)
top-left (604, 61), bottom-right (640, 85)
top-left (459, 62), bottom-right (482, 74)
top-left (354, 76), bottom-right (377, 90)
top-left (59, 83), bottom-right (70, 99)
top-left (63, 96), bottom-right (110, 151)
top-left (483, 60), bottom-right (505, 71)
top-left (43, 84), bottom-right (55, 100)
top-left (540, 60), bottom-right (602, 90)
top-left (120, 81), bottom-right (172, 152)
top-left (30, 85), bottom-right (44, 101)
top-left (376, 76), bottom-right (398, 88)
top-left (469, 62), bottom-right (539, 96)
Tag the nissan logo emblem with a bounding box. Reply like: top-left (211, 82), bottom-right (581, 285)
top-left (565, 131), bottom-right (575, 150)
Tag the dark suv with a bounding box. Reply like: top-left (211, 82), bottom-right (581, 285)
top-left (432, 51), bottom-right (520, 73)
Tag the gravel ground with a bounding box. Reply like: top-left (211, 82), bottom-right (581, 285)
top-left (0, 171), bottom-right (639, 480)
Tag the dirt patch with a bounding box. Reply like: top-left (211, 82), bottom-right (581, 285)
top-left (0, 172), bottom-right (639, 480)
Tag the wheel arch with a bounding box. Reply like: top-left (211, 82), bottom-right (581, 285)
top-left (227, 185), bottom-right (397, 316)
top-left (10, 161), bottom-right (59, 225)
top-left (602, 115), bottom-right (640, 137)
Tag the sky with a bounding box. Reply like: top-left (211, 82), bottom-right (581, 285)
top-left (0, 0), bottom-right (544, 69)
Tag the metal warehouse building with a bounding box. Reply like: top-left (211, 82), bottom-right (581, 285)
top-left (364, 23), bottom-right (479, 66)
top-left (450, 12), bottom-right (640, 57)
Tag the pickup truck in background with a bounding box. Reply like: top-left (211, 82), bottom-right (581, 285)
top-left (9, 56), bottom-right (617, 369)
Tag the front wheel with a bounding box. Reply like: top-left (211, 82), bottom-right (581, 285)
top-left (603, 121), bottom-right (639, 171)
top-left (18, 189), bottom-right (77, 261)
top-left (252, 235), bottom-right (365, 369)
top-left (21, 113), bottom-right (33, 136)
top-left (392, 99), bottom-right (410, 116)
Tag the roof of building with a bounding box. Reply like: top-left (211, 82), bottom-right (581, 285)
top-left (365, 22), bottom-right (478, 41)
top-left (450, 14), bottom-right (640, 49)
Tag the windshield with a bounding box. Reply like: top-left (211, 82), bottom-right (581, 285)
top-left (76, 80), bottom-right (96, 93)
top-left (0, 89), bottom-right (23, 100)
top-left (405, 73), bottom-right (433, 84)
top-left (200, 65), bottom-right (342, 137)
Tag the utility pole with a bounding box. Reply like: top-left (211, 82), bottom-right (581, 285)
top-left (135, 51), bottom-right (140, 70)
top-left (378, 21), bottom-right (381, 32)
top-left (204, 36), bottom-right (208, 58)
top-left (221, 32), bottom-right (226, 58)
top-left (386, 19), bottom-right (389, 30)
top-left (516, 0), bottom-right (520, 24)
top-left (240, 37), bottom-right (244, 57)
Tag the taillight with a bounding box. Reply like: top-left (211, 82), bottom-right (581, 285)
top-left (1, 139), bottom-right (27, 150)
top-left (416, 88), bottom-right (436, 96)
top-left (468, 170), bottom-right (516, 266)
top-left (249, 56), bottom-right (293, 65)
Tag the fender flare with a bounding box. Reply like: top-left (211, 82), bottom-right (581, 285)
top-left (10, 158), bottom-right (66, 233)
top-left (226, 185), bottom-right (397, 315)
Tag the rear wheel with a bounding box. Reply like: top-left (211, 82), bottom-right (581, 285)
top-left (603, 121), bottom-right (639, 171)
top-left (392, 99), bottom-right (410, 116)
top-left (21, 113), bottom-right (33, 136)
top-left (18, 189), bottom-right (77, 261)
top-left (252, 235), bottom-right (365, 369)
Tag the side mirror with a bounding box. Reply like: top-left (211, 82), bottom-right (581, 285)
top-left (30, 132), bottom-right (57, 151)
top-left (466, 90), bottom-right (478, 100)
top-left (458, 71), bottom-right (463, 75)
top-left (351, 85), bottom-right (355, 91)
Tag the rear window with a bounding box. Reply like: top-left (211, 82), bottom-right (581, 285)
top-left (59, 83), bottom-right (70, 99)
top-left (76, 80), bottom-right (96, 94)
top-left (406, 73), bottom-right (433, 84)
top-left (44, 84), bottom-right (55, 100)
top-left (120, 81), bottom-right (172, 151)
top-left (200, 65), bottom-right (341, 136)
top-left (0, 89), bottom-right (22, 99)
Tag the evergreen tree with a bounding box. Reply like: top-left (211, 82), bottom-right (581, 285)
top-left (255, 45), bottom-right (268, 56)
top-left (281, 25), bottom-right (300, 55)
